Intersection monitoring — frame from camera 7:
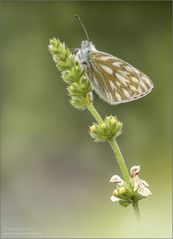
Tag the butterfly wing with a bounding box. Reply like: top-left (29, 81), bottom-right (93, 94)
top-left (86, 51), bottom-right (154, 105)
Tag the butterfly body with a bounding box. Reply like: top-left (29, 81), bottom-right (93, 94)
top-left (75, 40), bottom-right (154, 105)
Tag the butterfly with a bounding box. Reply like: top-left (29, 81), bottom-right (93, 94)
top-left (75, 16), bottom-right (154, 105)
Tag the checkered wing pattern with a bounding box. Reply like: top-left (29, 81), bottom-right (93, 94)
top-left (86, 51), bottom-right (153, 105)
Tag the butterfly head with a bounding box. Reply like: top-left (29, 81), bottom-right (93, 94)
top-left (75, 16), bottom-right (96, 67)
top-left (75, 40), bottom-right (96, 67)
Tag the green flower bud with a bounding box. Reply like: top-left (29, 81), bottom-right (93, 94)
top-left (62, 66), bottom-right (84, 84)
top-left (90, 125), bottom-right (97, 132)
top-left (49, 38), bottom-right (93, 110)
top-left (110, 118), bottom-right (117, 125)
top-left (49, 38), bottom-right (76, 71)
top-left (113, 187), bottom-right (126, 197)
top-left (89, 115), bottom-right (123, 142)
top-left (69, 93), bottom-right (93, 110)
top-left (113, 189), bottom-right (119, 196)
top-left (118, 186), bottom-right (126, 194)
top-left (101, 123), bottom-right (106, 129)
top-left (69, 85), bottom-right (75, 91)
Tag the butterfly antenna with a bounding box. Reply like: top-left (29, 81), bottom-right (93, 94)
top-left (75, 15), bottom-right (90, 41)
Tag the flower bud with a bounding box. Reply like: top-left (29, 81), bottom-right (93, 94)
top-left (113, 189), bottom-right (119, 196)
top-left (69, 85), bottom-right (75, 91)
top-left (110, 118), bottom-right (117, 125)
top-left (90, 125), bottom-right (97, 132)
top-left (118, 186), bottom-right (126, 194)
top-left (101, 123), bottom-right (106, 129)
top-left (89, 116), bottom-right (123, 142)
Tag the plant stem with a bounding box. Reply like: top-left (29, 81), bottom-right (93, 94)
top-left (87, 102), bottom-right (104, 125)
top-left (87, 102), bottom-right (140, 219)
top-left (109, 138), bottom-right (130, 184)
top-left (132, 201), bottom-right (140, 220)
top-left (87, 102), bottom-right (130, 184)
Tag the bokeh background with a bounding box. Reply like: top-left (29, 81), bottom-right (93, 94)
top-left (1, 1), bottom-right (172, 238)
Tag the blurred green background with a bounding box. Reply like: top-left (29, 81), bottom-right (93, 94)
top-left (1, 1), bottom-right (172, 238)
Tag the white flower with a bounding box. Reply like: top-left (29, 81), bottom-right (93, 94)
top-left (141, 179), bottom-right (149, 187)
top-left (137, 184), bottom-right (152, 197)
top-left (130, 165), bottom-right (140, 177)
top-left (111, 195), bottom-right (120, 202)
top-left (109, 175), bottom-right (124, 187)
top-left (133, 177), bottom-right (152, 196)
top-left (110, 175), bottom-right (125, 203)
top-left (130, 165), bottom-right (152, 197)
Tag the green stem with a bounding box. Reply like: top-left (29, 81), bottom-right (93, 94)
top-left (87, 102), bottom-right (130, 184)
top-left (87, 102), bottom-right (140, 218)
top-left (87, 102), bottom-right (104, 125)
top-left (132, 201), bottom-right (140, 220)
top-left (109, 138), bottom-right (130, 184)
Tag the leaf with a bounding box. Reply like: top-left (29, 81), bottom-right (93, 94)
top-left (119, 200), bottom-right (131, 207)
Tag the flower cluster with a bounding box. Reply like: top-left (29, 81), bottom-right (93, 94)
top-left (48, 38), bottom-right (92, 110)
top-left (110, 165), bottom-right (152, 207)
top-left (89, 115), bottom-right (123, 142)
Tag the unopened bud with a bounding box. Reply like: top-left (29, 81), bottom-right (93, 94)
top-left (113, 189), bottom-right (119, 196)
top-left (101, 123), bottom-right (106, 129)
top-left (69, 85), bottom-right (75, 91)
top-left (90, 125), bottom-right (97, 132)
top-left (110, 118), bottom-right (117, 125)
top-left (118, 187), bottom-right (126, 194)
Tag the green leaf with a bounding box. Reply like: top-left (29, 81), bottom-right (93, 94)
top-left (119, 200), bottom-right (131, 207)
